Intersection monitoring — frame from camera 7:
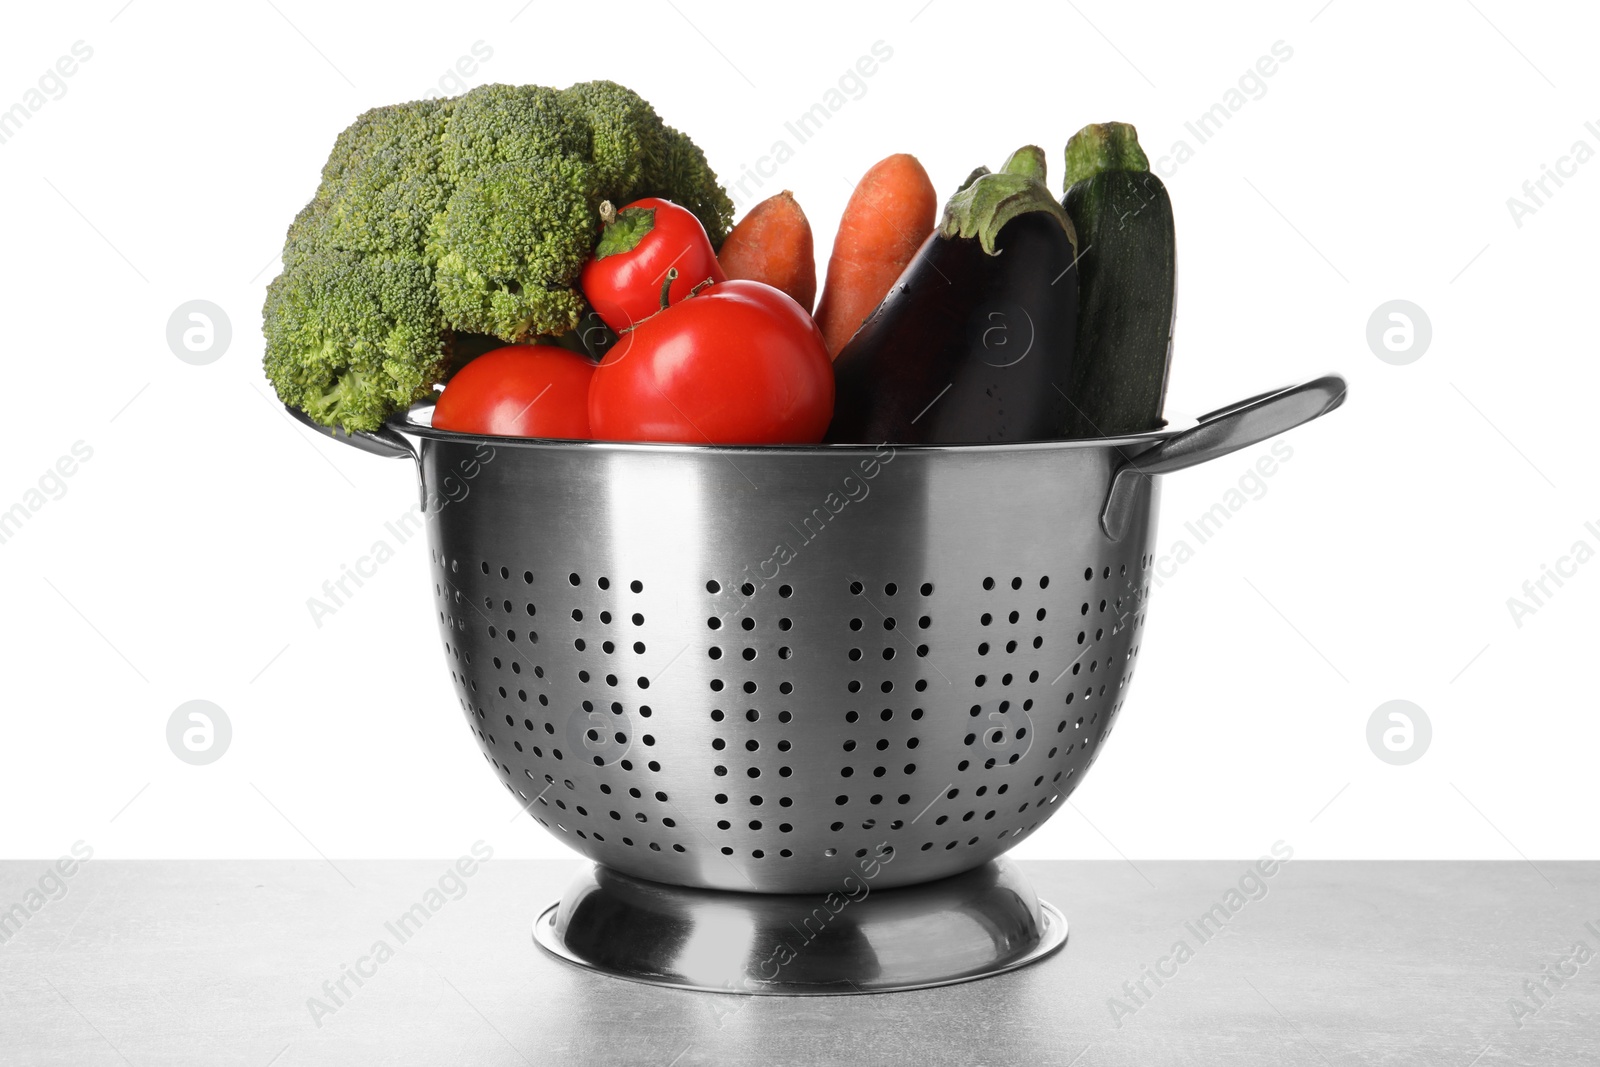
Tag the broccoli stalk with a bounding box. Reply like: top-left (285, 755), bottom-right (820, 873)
top-left (263, 80), bottom-right (732, 431)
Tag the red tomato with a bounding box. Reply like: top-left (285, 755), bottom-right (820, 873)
top-left (589, 280), bottom-right (834, 445)
top-left (580, 198), bottom-right (726, 333)
top-left (433, 345), bottom-right (594, 438)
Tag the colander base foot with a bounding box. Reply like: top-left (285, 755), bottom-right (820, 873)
top-left (532, 857), bottom-right (1066, 995)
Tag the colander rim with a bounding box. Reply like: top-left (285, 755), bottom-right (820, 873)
top-left (392, 400), bottom-right (1197, 456)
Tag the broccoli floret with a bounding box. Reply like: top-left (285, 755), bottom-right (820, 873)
top-left (318, 99), bottom-right (454, 256)
top-left (431, 79), bottom-right (734, 267)
top-left (438, 84), bottom-right (589, 183)
top-left (281, 194), bottom-right (330, 272)
top-left (559, 80), bottom-right (671, 203)
top-left (429, 157), bottom-right (595, 340)
top-left (263, 250), bottom-right (447, 432)
top-left (263, 80), bottom-right (732, 430)
top-left (560, 81), bottom-right (734, 245)
top-left (654, 126), bottom-right (735, 247)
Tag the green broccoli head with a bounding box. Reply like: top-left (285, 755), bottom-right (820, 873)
top-left (263, 250), bottom-right (448, 432)
top-left (438, 84), bottom-right (588, 183)
top-left (281, 194), bottom-right (330, 272)
top-left (654, 126), bottom-right (735, 247)
top-left (263, 80), bottom-right (732, 430)
top-left (559, 80), bottom-right (671, 203)
top-left (278, 99), bottom-right (449, 272)
top-left (429, 157), bottom-right (595, 340)
top-left (558, 81), bottom-right (733, 246)
top-left (317, 99), bottom-right (454, 256)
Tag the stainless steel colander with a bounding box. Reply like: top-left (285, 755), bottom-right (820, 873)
top-left (297, 372), bottom-right (1345, 990)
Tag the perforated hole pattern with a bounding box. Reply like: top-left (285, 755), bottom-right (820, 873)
top-left (432, 549), bottom-right (1153, 893)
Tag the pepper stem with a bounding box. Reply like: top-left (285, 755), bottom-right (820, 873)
top-left (658, 268), bottom-right (679, 311)
top-left (594, 204), bottom-right (656, 259)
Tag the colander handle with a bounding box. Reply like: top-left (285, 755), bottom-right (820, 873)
top-left (284, 404), bottom-right (416, 460)
top-left (1100, 373), bottom-right (1348, 542)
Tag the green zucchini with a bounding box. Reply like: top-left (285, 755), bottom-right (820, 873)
top-left (1059, 122), bottom-right (1176, 438)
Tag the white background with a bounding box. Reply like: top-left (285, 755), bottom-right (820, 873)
top-left (1, 0), bottom-right (1593, 865)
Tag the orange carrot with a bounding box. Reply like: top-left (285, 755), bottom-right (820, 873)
top-left (718, 190), bottom-right (817, 313)
top-left (814, 154), bottom-right (937, 358)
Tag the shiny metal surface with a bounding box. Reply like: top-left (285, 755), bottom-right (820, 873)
top-left (532, 858), bottom-right (1066, 994)
top-left (419, 432), bottom-right (1159, 892)
top-left (1099, 376), bottom-right (1348, 541)
top-left (298, 373), bottom-right (1344, 894)
top-left (285, 402), bottom-right (415, 459)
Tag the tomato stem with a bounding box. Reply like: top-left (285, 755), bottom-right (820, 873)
top-left (658, 267), bottom-right (679, 311)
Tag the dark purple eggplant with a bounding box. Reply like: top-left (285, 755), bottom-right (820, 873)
top-left (824, 146), bottom-right (1079, 444)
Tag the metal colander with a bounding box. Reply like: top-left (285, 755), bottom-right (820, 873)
top-left (303, 375), bottom-right (1344, 895)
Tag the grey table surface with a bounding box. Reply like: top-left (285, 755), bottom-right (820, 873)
top-left (0, 859), bottom-right (1595, 1065)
